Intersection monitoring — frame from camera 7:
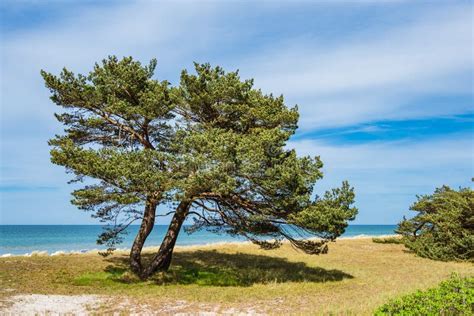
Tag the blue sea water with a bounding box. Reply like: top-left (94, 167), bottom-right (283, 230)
top-left (0, 225), bottom-right (397, 255)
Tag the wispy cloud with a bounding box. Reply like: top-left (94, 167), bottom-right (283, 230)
top-left (2, 2), bottom-right (472, 129)
top-left (288, 134), bottom-right (473, 223)
top-left (241, 5), bottom-right (473, 129)
top-left (1, 1), bottom-right (472, 224)
top-left (1, 1), bottom-right (231, 125)
top-left (0, 185), bottom-right (58, 192)
top-left (289, 136), bottom-right (473, 172)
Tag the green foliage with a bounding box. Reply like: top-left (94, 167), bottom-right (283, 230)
top-left (375, 275), bottom-right (474, 315)
top-left (372, 237), bottom-right (403, 244)
top-left (396, 184), bottom-right (474, 261)
top-left (42, 56), bottom-right (357, 255)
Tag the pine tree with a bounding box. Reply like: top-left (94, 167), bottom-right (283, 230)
top-left (397, 184), bottom-right (473, 261)
top-left (42, 56), bottom-right (357, 279)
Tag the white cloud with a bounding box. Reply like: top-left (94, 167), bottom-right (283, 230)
top-left (1, 1), bottom-right (472, 224)
top-left (1, 0), bottom-right (243, 126)
top-left (289, 137), bottom-right (473, 171)
top-left (240, 5), bottom-right (473, 129)
top-left (2, 2), bottom-right (472, 129)
top-left (288, 134), bottom-right (473, 223)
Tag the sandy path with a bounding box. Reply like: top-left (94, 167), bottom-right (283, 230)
top-left (1, 294), bottom-right (104, 315)
top-left (0, 294), bottom-right (263, 315)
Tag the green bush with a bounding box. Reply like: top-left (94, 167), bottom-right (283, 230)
top-left (372, 237), bottom-right (403, 244)
top-left (396, 184), bottom-right (474, 261)
top-left (375, 275), bottom-right (474, 315)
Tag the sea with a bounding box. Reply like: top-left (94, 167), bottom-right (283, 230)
top-left (0, 225), bottom-right (397, 256)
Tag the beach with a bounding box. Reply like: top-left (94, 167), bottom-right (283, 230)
top-left (1, 237), bottom-right (472, 315)
top-left (0, 225), bottom-right (397, 256)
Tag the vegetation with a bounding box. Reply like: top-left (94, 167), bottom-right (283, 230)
top-left (375, 275), bottom-right (474, 315)
top-left (1, 239), bottom-right (473, 314)
top-left (396, 184), bottom-right (473, 262)
top-left (372, 237), bottom-right (402, 244)
top-left (41, 56), bottom-right (357, 279)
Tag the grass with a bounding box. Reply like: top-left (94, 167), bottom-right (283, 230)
top-left (1, 238), bottom-right (473, 315)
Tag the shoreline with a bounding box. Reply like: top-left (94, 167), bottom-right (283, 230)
top-left (1, 235), bottom-right (470, 315)
top-left (0, 234), bottom-right (399, 258)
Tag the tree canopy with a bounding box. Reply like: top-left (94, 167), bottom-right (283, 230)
top-left (396, 184), bottom-right (474, 262)
top-left (42, 56), bottom-right (357, 278)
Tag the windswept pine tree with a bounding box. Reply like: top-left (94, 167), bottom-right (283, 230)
top-left (396, 184), bottom-right (473, 262)
top-left (42, 56), bottom-right (357, 279)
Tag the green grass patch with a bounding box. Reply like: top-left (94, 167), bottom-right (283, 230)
top-left (73, 272), bottom-right (115, 286)
top-left (73, 267), bottom-right (127, 286)
top-left (73, 250), bottom-right (351, 287)
top-left (372, 236), bottom-right (403, 244)
top-left (154, 267), bottom-right (240, 286)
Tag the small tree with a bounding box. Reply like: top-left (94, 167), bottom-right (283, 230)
top-left (42, 56), bottom-right (357, 279)
top-left (397, 184), bottom-right (474, 262)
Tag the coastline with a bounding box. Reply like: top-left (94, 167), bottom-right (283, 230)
top-left (0, 234), bottom-right (399, 258)
top-left (1, 236), bottom-right (471, 315)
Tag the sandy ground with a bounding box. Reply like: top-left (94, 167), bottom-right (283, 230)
top-left (0, 294), bottom-right (263, 315)
top-left (0, 294), bottom-right (103, 315)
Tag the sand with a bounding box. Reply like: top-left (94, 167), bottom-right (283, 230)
top-left (1, 294), bottom-right (104, 315)
top-left (0, 294), bottom-right (262, 315)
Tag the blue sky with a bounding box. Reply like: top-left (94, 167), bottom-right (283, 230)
top-left (0, 0), bottom-right (472, 225)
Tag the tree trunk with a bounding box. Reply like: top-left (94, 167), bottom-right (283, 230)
top-left (139, 200), bottom-right (190, 279)
top-left (130, 197), bottom-right (157, 275)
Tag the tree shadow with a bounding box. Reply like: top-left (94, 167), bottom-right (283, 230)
top-left (105, 250), bottom-right (353, 287)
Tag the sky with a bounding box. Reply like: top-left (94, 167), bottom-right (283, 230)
top-left (0, 0), bottom-right (473, 225)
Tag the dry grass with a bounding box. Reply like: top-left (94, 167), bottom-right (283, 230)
top-left (1, 238), bottom-right (473, 315)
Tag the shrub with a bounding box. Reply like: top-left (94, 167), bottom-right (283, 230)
top-left (375, 275), bottom-right (474, 315)
top-left (396, 184), bottom-right (473, 261)
top-left (372, 237), bottom-right (403, 244)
